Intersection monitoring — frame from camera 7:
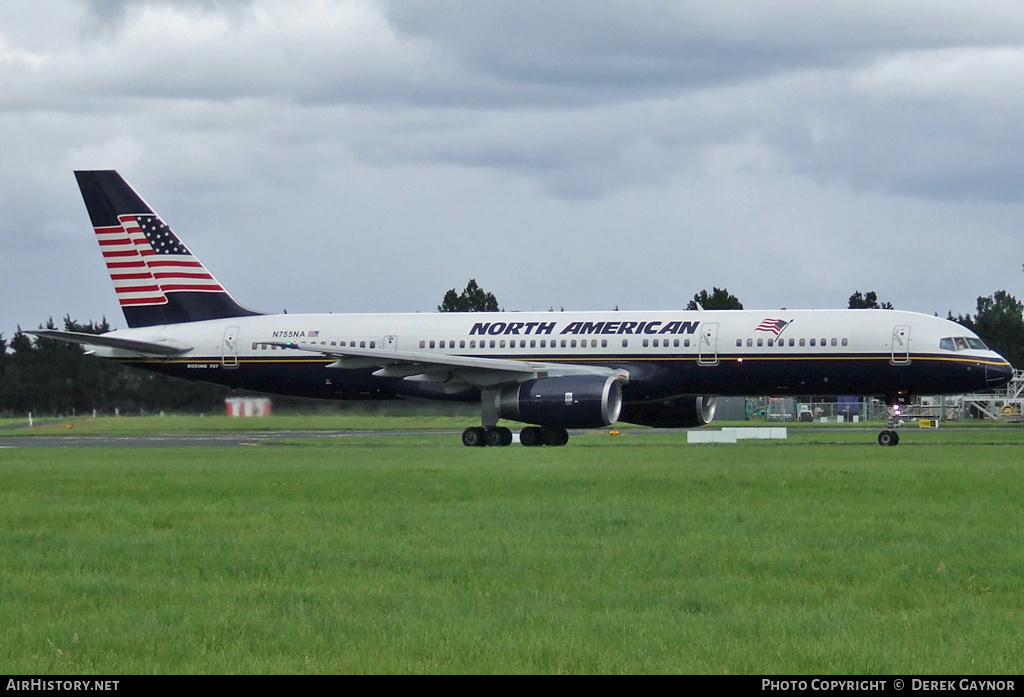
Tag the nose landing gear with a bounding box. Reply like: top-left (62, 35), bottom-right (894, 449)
top-left (877, 429), bottom-right (900, 447)
top-left (878, 397), bottom-right (908, 446)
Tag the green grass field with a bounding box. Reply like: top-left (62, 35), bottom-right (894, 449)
top-left (0, 411), bottom-right (478, 436)
top-left (3, 411), bottom-right (1020, 437)
top-left (1, 429), bottom-right (1022, 673)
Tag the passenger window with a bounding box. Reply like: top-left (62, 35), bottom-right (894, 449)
top-left (841, 338), bottom-right (848, 347)
top-left (788, 338), bottom-right (795, 347)
top-left (831, 338), bottom-right (837, 347)
top-left (429, 340), bottom-right (435, 349)
top-left (809, 338), bottom-right (816, 347)
top-left (820, 338), bottom-right (826, 347)
top-left (799, 338), bottom-right (805, 347)
top-left (674, 339), bottom-right (679, 347)
top-left (768, 339), bottom-right (774, 347)
top-left (251, 342), bottom-right (258, 350)
top-left (369, 341), bottom-right (375, 348)
top-left (570, 340), bottom-right (577, 348)
top-left (561, 340), bottom-right (567, 348)
top-left (746, 339), bottom-right (753, 347)
top-left (684, 339), bottom-right (690, 348)
top-left (757, 338), bottom-right (763, 347)
top-left (419, 340), bottom-right (426, 349)
top-left (540, 339), bottom-right (546, 348)
top-left (489, 340), bottom-right (495, 348)
top-left (643, 339), bottom-right (649, 348)
top-left (601, 339), bottom-right (607, 348)
top-left (622, 339), bottom-right (629, 347)
top-left (460, 340), bottom-right (465, 349)
top-left (735, 339), bottom-right (741, 347)
top-left (500, 340), bottom-right (506, 348)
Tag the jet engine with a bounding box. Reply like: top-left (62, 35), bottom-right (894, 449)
top-left (495, 375), bottom-right (623, 429)
top-left (619, 395), bottom-right (717, 428)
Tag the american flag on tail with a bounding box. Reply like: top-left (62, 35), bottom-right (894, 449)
top-left (96, 214), bottom-right (225, 307)
top-left (755, 318), bottom-right (790, 336)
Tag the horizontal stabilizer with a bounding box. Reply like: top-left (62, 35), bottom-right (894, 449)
top-left (28, 329), bottom-right (193, 356)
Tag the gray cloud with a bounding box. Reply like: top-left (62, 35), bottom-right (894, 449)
top-left (1, 0), bottom-right (1023, 340)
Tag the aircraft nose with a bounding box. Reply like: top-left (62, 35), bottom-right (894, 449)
top-left (986, 358), bottom-right (1015, 388)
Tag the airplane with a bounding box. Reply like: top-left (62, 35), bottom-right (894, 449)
top-left (29, 170), bottom-right (1015, 448)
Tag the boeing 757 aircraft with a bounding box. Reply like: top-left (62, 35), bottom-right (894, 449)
top-left (30, 171), bottom-right (1014, 447)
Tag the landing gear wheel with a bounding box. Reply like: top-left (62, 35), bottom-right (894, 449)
top-left (462, 427), bottom-right (487, 447)
top-left (877, 430), bottom-right (899, 447)
top-left (520, 426), bottom-right (544, 447)
top-left (486, 426), bottom-right (513, 447)
top-left (542, 426), bottom-right (569, 447)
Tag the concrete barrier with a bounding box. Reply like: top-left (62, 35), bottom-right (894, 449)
top-left (687, 430), bottom-right (738, 444)
top-left (720, 427), bottom-right (788, 440)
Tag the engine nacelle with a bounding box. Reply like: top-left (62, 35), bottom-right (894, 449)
top-left (496, 375), bottom-right (623, 429)
top-left (619, 395), bottom-right (717, 428)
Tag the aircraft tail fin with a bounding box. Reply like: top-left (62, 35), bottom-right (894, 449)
top-left (74, 170), bottom-right (261, 328)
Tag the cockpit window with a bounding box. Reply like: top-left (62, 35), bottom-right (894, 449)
top-left (940, 336), bottom-right (989, 352)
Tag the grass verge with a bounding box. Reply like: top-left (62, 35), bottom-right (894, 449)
top-left (1, 434), bottom-right (1022, 673)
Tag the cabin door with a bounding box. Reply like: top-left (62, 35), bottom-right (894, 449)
top-left (384, 335), bottom-right (398, 350)
top-left (222, 326), bottom-right (240, 368)
top-left (891, 325), bottom-right (911, 365)
top-left (698, 322), bottom-right (719, 366)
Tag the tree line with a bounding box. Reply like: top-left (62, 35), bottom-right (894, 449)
top-left (3, 284), bottom-right (1021, 416)
top-left (0, 317), bottom-right (227, 418)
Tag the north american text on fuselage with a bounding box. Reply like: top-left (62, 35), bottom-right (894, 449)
top-left (469, 320), bottom-right (701, 336)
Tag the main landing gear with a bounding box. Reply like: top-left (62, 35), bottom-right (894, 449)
top-left (461, 426), bottom-right (570, 447)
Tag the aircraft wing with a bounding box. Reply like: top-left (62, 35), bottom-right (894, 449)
top-left (268, 340), bottom-right (623, 391)
top-left (27, 330), bottom-right (193, 356)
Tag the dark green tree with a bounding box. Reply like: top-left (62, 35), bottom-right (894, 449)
top-left (0, 316), bottom-right (230, 416)
top-left (848, 290), bottom-right (893, 309)
top-left (952, 290), bottom-right (1024, 368)
top-left (0, 333), bottom-right (7, 411)
top-left (686, 287), bottom-right (743, 310)
top-left (438, 279), bottom-right (500, 312)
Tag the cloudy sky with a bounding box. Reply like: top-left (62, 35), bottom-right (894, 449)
top-left (2, 0), bottom-right (1023, 337)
